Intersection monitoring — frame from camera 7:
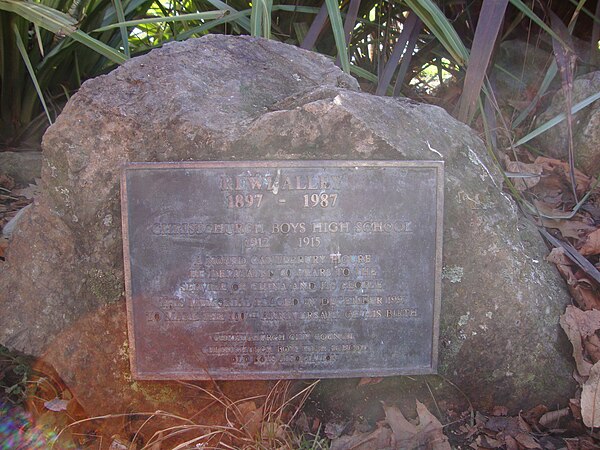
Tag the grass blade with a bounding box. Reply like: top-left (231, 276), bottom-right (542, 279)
top-left (335, 0), bottom-right (360, 66)
top-left (548, 8), bottom-right (578, 199)
top-left (94, 11), bottom-right (227, 32)
top-left (0, 0), bottom-right (76, 34)
top-left (349, 63), bottom-right (378, 84)
top-left (1, 0), bottom-right (126, 64)
top-left (177, 9), bottom-right (251, 40)
top-left (251, 0), bottom-right (260, 37)
top-left (12, 23), bottom-right (52, 125)
top-left (514, 91), bottom-right (600, 147)
top-left (457, 0), bottom-right (509, 123)
top-left (33, 22), bottom-right (44, 57)
top-left (325, 0), bottom-right (350, 73)
top-left (508, 0), bottom-right (571, 50)
top-left (70, 30), bottom-right (127, 64)
top-left (512, 61), bottom-right (557, 128)
top-left (112, 0), bottom-right (129, 58)
top-left (251, 0), bottom-right (272, 38)
top-left (404, 0), bottom-right (469, 67)
top-left (204, 0), bottom-right (251, 32)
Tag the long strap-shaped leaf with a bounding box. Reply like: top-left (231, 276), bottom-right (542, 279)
top-left (204, 0), bottom-right (251, 33)
top-left (376, 12), bottom-right (420, 96)
top-left (301, 3), bottom-right (328, 50)
top-left (178, 6), bottom-right (319, 41)
top-left (457, 0), bottom-right (509, 124)
top-left (95, 11), bottom-right (227, 32)
top-left (393, 17), bottom-right (422, 97)
top-left (0, 0), bottom-right (126, 64)
top-left (508, 0), bottom-right (571, 50)
top-left (12, 23), bottom-right (52, 126)
top-left (251, 0), bottom-right (272, 38)
top-left (514, 91), bottom-right (600, 147)
top-left (112, 0), bottom-right (129, 58)
top-left (403, 0), bottom-right (469, 67)
top-left (548, 8), bottom-right (578, 200)
top-left (335, 0), bottom-right (360, 66)
top-left (325, 0), bottom-right (350, 73)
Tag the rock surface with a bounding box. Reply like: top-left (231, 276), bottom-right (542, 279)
top-left (492, 40), bottom-right (555, 106)
top-left (0, 151), bottom-right (42, 186)
top-left (0, 35), bottom-right (574, 421)
top-left (533, 71), bottom-right (600, 176)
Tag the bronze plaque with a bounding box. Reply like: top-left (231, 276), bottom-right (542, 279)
top-left (121, 161), bottom-right (443, 379)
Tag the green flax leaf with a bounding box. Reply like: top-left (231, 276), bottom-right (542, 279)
top-left (324, 0), bottom-right (350, 73)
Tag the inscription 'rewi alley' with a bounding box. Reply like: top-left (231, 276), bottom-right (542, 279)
top-left (121, 161), bottom-right (443, 379)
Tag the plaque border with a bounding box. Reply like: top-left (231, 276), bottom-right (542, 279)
top-left (121, 160), bottom-right (444, 380)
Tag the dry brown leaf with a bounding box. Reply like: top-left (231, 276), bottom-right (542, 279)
top-left (542, 218), bottom-right (596, 241)
top-left (571, 284), bottom-right (600, 311)
top-left (383, 404), bottom-right (417, 442)
top-left (560, 306), bottom-right (600, 377)
top-left (515, 431), bottom-right (541, 449)
top-left (504, 434), bottom-right (519, 450)
top-left (458, 423), bottom-right (480, 439)
top-left (0, 174), bottom-right (15, 190)
top-left (535, 156), bottom-right (591, 195)
top-left (43, 397), bottom-right (69, 412)
top-left (522, 404), bottom-right (548, 427)
top-left (383, 402), bottom-right (451, 450)
top-left (569, 398), bottom-right (582, 420)
top-left (581, 360), bottom-right (600, 427)
top-left (484, 416), bottom-right (520, 434)
top-left (108, 437), bottom-right (129, 450)
top-left (505, 159), bottom-right (543, 191)
top-left (236, 400), bottom-right (263, 438)
top-left (564, 305), bottom-right (600, 338)
top-left (539, 407), bottom-right (570, 428)
top-left (491, 405), bottom-right (509, 416)
top-left (579, 228), bottom-right (600, 256)
top-left (416, 401), bottom-right (452, 450)
top-left (547, 247), bottom-right (573, 266)
top-left (565, 436), bottom-right (600, 450)
top-left (585, 334), bottom-right (600, 364)
top-left (329, 426), bottom-right (392, 450)
top-left (357, 377), bottom-right (384, 387)
top-left (325, 421), bottom-right (349, 439)
top-left (473, 434), bottom-right (503, 448)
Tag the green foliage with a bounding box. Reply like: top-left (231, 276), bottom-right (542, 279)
top-left (2, 0), bottom-right (599, 160)
top-left (0, 344), bottom-right (33, 404)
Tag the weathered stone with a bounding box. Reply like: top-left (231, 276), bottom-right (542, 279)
top-left (533, 71), bottom-right (600, 176)
top-left (41, 301), bottom-right (272, 438)
top-left (492, 40), bottom-right (555, 107)
top-left (0, 35), bottom-right (574, 423)
top-left (0, 151), bottom-right (42, 186)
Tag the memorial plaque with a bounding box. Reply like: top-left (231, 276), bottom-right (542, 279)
top-left (121, 160), bottom-right (443, 379)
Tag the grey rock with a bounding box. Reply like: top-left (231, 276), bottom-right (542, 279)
top-left (3, 204), bottom-right (31, 238)
top-left (533, 71), bottom-right (600, 176)
top-left (0, 151), bottom-right (41, 185)
top-left (0, 35), bottom-right (574, 421)
top-left (493, 40), bottom-right (555, 105)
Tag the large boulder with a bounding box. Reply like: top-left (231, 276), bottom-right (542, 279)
top-left (533, 71), bottom-right (600, 176)
top-left (0, 35), bottom-right (574, 423)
